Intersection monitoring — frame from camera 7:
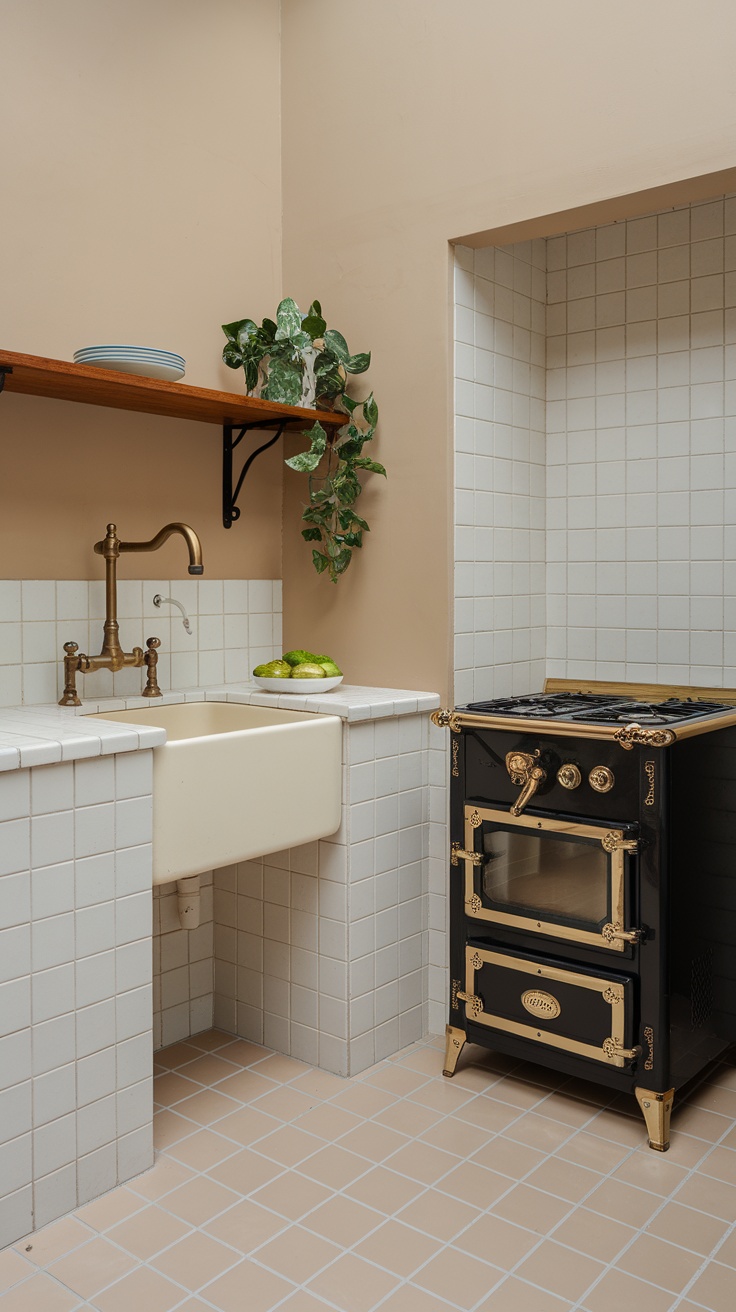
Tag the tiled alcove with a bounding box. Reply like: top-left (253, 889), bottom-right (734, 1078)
top-left (454, 192), bottom-right (736, 698)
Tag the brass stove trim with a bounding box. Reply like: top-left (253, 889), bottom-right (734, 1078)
top-left (430, 671), bottom-right (736, 745)
top-left (461, 805), bottom-right (633, 953)
top-left (443, 1025), bottom-right (467, 1078)
top-left (635, 1085), bottom-right (676, 1152)
top-left (432, 708), bottom-right (705, 744)
top-left (463, 946), bottom-right (632, 1068)
top-left (544, 677), bottom-right (736, 703)
top-left (521, 988), bottom-right (561, 1020)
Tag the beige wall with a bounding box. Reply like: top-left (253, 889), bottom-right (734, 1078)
top-left (0, 0), bottom-right (283, 580)
top-left (281, 0), bottom-right (736, 698)
top-left (5, 1), bottom-right (736, 687)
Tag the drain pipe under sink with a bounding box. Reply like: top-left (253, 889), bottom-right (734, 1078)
top-left (176, 875), bottom-right (201, 929)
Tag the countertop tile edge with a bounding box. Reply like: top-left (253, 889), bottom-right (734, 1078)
top-left (0, 682), bottom-right (440, 770)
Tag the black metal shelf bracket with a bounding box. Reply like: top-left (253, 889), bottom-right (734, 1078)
top-left (0, 366), bottom-right (13, 394)
top-left (223, 418), bottom-right (288, 529)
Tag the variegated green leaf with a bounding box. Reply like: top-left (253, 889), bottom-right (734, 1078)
top-left (353, 458), bottom-right (386, 476)
top-left (262, 357), bottom-right (302, 404)
top-left (323, 329), bottom-right (349, 362)
top-left (362, 393), bottom-right (378, 427)
top-left (275, 297), bottom-right (303, 340)
top-left (345, 351), bottom-right (371, 374)
top-left (222, 343), bottom-right (243, 369)
top-left (302, 304), bottom-right (327, 338)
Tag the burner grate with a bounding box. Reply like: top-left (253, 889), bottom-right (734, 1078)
top-left (463, 692), bottom-right (734, 726)
top-left (465, 693), bottom-right (618, 719)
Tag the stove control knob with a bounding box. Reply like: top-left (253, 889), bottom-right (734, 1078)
top-left (557, 763), bottom-right (581, 790)
top-left (589, 766), bottom-right (615, 793)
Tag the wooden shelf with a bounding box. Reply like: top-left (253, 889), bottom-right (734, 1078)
top-left (0, 349), bottom-right (343, 430)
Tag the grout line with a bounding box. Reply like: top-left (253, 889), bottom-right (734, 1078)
top-left (151, 1041), bottom-right (663, 1309)
top-left (10, 1033), bottom-right (734, 1312)
top-left (567, 1113), bottom-right (736, 1311)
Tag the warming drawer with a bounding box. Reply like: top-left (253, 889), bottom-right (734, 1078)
top-left (457, 943), bottom-right (639, 1069)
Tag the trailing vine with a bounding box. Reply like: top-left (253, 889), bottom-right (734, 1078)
top-left (222, 299), bottom-right (385, 582)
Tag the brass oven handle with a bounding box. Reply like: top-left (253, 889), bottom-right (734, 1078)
top-left (451, 843), bottom-right (482, 867)
top-left (602, 921), bottom-right (643, 944)
top-left (603, 1039), bottom-right (642, 1061)
top-left (456, 990), bottom-right (483, 1018)
top-left (601, 831), bottom-right (638, 854)
top-left (506, 751), bottom-right (547, 817)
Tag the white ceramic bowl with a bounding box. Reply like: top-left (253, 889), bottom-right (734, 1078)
top-left (252, 675), bottom-right (343, 694)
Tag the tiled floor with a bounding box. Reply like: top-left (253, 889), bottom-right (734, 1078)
top-left (2, 1031), bottom-right (735, 1312)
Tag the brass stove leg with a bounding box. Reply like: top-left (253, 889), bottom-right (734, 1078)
top-left (443, 1025), bottom-right (466, 1078)
top-left (635, 1086), bottom-right (675, 1151)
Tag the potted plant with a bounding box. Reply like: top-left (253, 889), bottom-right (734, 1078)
top-left (222, 299), bottom-right (385, 582)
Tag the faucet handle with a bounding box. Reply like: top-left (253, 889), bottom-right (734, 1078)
top-left (142, 636), bottom-right (162, 699)
top-left (59, 642), bottom-right (82, 707)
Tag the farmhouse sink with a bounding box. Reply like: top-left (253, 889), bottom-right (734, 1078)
top-left (89, 701), bottom-right (342, 884)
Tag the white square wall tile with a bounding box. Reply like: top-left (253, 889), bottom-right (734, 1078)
top-left (21, 582), bottom-right (56, 622)
top-left (453, 197), bottom-right (736, 723)
top-left (4, 577), bottom-right (277, 704)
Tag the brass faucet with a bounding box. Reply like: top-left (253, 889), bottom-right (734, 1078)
top-left (59, 522), bottom-right (204, 707)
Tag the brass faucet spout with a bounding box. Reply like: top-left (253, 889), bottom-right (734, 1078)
top-left (117, 522), bottom-right (204, 575)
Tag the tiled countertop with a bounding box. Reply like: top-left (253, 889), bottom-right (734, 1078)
top-left (0, 682), bottom-right (441, 771)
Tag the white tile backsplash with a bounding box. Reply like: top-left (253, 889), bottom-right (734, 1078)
top-left (454, 240), bottom-right (547, 705)
top-left (0, 578), bottom-right (281, 707)
top-left (545, 197), bottom-right (736, 687)
top-left (455, 194), bottom-right (736, 692)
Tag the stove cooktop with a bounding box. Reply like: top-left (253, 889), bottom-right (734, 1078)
top-left (462, 692), bottom-right (736, 727)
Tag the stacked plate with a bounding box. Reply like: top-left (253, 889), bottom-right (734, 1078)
top-left (73, 345), bottom-right (185, 382)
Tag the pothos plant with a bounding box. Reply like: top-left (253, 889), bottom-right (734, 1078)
top-left (222, 298), bottom-right (385, 582)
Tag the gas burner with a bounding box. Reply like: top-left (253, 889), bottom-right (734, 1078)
top-left (617, 710), bottom-right (660, 723)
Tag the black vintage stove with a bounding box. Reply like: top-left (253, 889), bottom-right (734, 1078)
top-left (433, 682), bottom-right (736, 1150)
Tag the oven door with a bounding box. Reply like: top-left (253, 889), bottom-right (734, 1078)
top-left (455, 804), bottom-right (639, 953)
top-left (457, 944), bottom-right (638, 1068)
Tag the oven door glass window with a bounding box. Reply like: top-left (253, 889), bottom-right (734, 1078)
top-left (461, 805), bottom-right (636, 952)
top-left (482, 828), bottom-right (607, 926)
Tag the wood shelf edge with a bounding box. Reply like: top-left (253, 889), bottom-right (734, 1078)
top-left (0, 348), bottom-right (344, 429)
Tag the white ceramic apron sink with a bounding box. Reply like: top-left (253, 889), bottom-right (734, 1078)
top-left (90, 702), bottom-right (342, 883)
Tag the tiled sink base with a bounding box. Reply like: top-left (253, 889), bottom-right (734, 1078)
top-left (0, 693), bottom-right (444, 1247)
top-left (153, 714), bottom-right (446, 1078)
top-left (0, 751), bottom-right (155, 1250)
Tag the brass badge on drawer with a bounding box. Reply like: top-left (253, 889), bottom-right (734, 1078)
top-left (521, 989), bottom-right (561, 1020)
